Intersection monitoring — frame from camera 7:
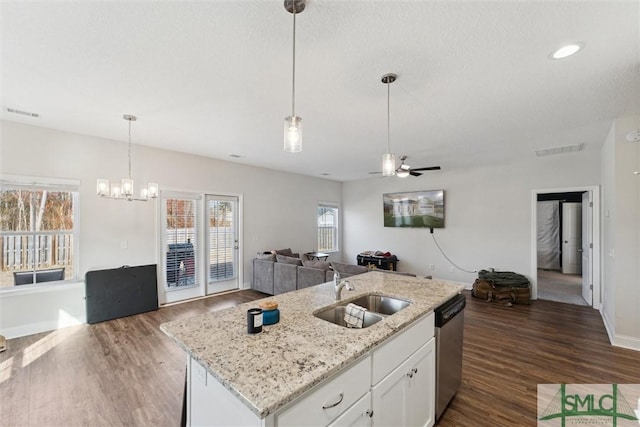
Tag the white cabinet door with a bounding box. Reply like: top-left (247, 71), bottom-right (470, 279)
top-left (371, 340), bottom-right (435, 427)
top-left (406, 338), bottom-right (435, 427)
top-left (328, 392), bottom-right (372, 427)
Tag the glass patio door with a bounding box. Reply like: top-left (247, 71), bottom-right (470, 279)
top-left (205, 195), bottom-right (239, 294)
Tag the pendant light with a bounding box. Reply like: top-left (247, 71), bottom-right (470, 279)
top-left (283, 0), bottom-right (305, 153)
top-left (96, 115), bottom-right (158, 201)
top-left (381, 73), bottom-right (397, 176)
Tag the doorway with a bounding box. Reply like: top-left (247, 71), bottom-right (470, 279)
top-left (531, 186), bottom-right (600, 308)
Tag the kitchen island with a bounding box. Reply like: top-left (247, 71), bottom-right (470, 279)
top-left (161, 271), bottom-right (464, 426)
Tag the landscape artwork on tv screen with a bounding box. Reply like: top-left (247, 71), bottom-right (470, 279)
top-left (383, 190), bottom-right (445, 228)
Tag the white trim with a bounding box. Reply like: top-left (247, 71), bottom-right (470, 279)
top-left (530, 186), bottom-right (601, 309)
top-left (0, 173), bottom-right (81, 188)
top-left (0, 279), bottom-right (84, 296)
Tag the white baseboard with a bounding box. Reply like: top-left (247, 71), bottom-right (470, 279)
top-left (611, 334), bottom-right (640, 351)
top-left (599, 307), bottom-right (640, 352)
top-left (1, 317), bottom-right (85, 340)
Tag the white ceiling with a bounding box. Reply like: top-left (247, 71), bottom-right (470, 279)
top-left (2, 1), bottom-right (639, 182)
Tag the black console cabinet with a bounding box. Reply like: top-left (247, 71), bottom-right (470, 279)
top-left (356, 255), bottom-right (398, 271)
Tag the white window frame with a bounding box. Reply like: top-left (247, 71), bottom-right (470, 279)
top-left (0, 174), bottom-right (80, 290)
top-left (317, 202), bottom-right (339, 253)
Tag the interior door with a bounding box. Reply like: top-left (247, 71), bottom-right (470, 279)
top-left (205, 195), bottom-right (239, 295)
top-left (581, 192), bottom-right (593, 305)
top-left (562, 202), bottom-right (582, 275)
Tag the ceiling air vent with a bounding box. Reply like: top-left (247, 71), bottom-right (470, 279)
top-left (5, 107), bottom-right (39, 118)
top-left (535, 143), bottom-right (584, 157)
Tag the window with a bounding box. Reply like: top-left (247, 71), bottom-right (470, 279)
top-left (317, 204), bottom-right (339, 252)
top-left (162, 195), bottom-right (200, 290)
top-left (1, 181), bottom-right (78, 288)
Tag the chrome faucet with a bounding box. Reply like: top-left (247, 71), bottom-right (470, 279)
top-left (334, 271), bottom-right (355, 300)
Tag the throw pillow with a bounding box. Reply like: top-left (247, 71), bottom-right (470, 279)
top-left (302, 260), bottom-right (332, 270)
top-left (276, 254), bottom-right (303, 266)
top-left (273, 248), bottom-right (294, 257)
top-left (331, 261), bottom-right (368, 276)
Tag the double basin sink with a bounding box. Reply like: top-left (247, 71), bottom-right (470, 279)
top-left (314, 294), bottom-right (411, 328)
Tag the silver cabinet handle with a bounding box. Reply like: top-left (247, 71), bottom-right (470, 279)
top-left (322, 393), bottom-right (344, 410)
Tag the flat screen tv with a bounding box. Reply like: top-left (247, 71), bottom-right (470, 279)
top-left (383, 190), bottom-right (445, 228)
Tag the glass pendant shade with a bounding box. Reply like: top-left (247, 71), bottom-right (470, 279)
top-left (284, 116), bottom-right (302, 153)
top-left (147, 183), bottom-right (159, 198)
top-left (122, 178), bottom-right (134, 197)
top-left (382, 153), bottom-right (396, 177)
top-left (97, 179), bottom-right (110, 196)
top-left (111, 184), bottom-right (122, 198)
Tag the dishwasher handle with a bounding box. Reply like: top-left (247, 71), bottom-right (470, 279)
top-left (435, 294), bottom-right (466, 327)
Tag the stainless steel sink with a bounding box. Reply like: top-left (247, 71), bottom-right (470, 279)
top-left (314, 306), bottom-right (384, 328)
top-left (348, 294), bottom-right (411, 315)
top-left (313, 294), bottom-right (411, 328)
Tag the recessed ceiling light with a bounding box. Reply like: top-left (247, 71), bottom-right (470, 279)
top-left (550, 43), bottom-right (584, 60)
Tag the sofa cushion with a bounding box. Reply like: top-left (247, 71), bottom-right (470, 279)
top-left (256, 252), bottom-right (276, 262)
top-left (273, 248), bottom-right (294, 257)
top-left (331, 261), bottom-right (368, 276)
top-left (276, 254), bottom-right (303, 266)
top-left (302, 260), bottom-right (332, 270)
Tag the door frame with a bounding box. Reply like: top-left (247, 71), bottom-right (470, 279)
top-left (157, 189), bottom-right (245, 306)
top-left (530, 185), bottom-right (600, 309)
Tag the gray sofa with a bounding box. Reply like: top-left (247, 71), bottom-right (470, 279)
top-left (252, 255), bottom-right (338, 295)
top-left (251, 249), bottom-right (398, 295)
top-left (251, 248), bottom-right (417, 296)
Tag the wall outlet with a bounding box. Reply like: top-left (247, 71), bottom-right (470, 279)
top-left (120, 240), bottom-right (128, 249)
top-left (429, 264), bottom-right (435, 270)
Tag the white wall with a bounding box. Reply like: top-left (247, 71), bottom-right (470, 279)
top-left (601, 116), bottom-right (640, 350)
top-left (0, 120), bottom-right (342, 338)
top-left (343, 151), bottom-right (601, 285)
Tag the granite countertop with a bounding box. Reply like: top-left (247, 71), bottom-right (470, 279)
top-left (160, 271), bottom-right (464, 419)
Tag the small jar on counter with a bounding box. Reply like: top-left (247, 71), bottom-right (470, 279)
top-left (247, 308), bottom-right (263, 334)
top-left (259, 301), bottom-right (280, 326)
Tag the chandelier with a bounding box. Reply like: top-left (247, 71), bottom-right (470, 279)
top-left (96, 114), bottom-right (158, 201)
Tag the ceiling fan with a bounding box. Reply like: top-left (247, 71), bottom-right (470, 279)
top-left (369, 155), bottom-right (441, 178)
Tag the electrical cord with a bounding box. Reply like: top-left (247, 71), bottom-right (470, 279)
top-left (430, 229), bottom-right (477, 274)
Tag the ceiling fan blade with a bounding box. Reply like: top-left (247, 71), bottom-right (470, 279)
top-left (409, 170), bottom-right (423, 177)
top-left (410, 166), bottom-right (441, 172)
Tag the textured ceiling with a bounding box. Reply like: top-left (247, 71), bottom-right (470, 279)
top-left (1, 1), bottom-right (639, 181)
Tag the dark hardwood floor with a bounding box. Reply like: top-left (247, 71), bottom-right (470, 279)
top-left (1, 290), bottom-right (638, 426)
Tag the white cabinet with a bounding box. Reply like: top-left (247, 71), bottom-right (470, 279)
top-left (186, 312), bottom-right (436, 427)
top-left (275, 356), bottom-right (371, 427)
top-left (372, 339), bottom-right (435, 427)
top-left (328, 392), bottom-right (373, 427)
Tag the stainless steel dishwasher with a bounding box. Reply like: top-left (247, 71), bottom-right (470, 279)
top-left (435, 293), bottom-right (466, 421)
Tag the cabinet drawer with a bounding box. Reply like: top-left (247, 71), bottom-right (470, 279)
top-left (276, 356), bottom-right (371, 427)
top-left (371, 312), bottom-right (434, 385)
